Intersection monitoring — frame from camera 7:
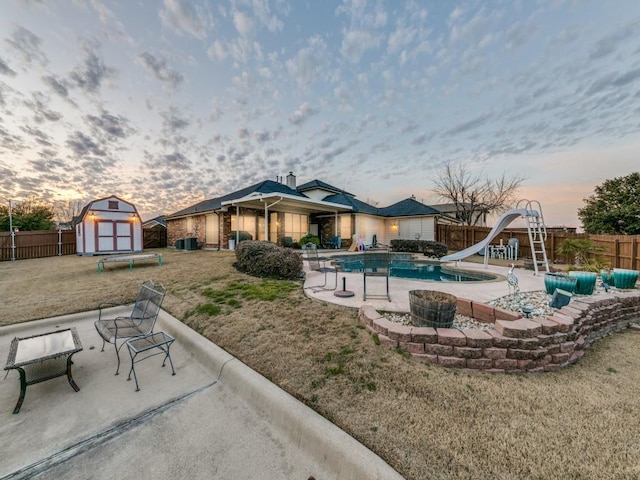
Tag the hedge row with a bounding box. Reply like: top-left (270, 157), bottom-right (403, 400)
top-left (390, 239), bottom-right (448, 258)
top-left (235, 240), bottom-right (303, 280)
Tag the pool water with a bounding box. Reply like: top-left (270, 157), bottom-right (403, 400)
top-left (329, 253), bottom-right (497, 282)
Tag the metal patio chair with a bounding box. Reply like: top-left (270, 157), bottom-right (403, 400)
top-left (94, 280), bottom-right (166, 375)
top-left (302, 242), bottom-right (339, 291)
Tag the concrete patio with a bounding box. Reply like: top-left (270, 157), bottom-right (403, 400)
top-left (0, 307), bottom-right (403, 480)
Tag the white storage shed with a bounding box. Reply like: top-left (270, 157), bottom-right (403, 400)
top-left (76, 196), bottom-right (143, 255)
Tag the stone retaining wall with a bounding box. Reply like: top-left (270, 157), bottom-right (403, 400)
top-left (358, 292), bottom-right (640, 373)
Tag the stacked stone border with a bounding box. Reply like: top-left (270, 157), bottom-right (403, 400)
top-left (358, 291), bottom-right (640, 373)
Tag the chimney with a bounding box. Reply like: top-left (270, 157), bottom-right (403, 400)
top-left (286, 171), bottom-right (296, 189)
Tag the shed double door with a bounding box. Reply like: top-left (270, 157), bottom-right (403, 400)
top-left (96, 221), bottom-right (133, 252)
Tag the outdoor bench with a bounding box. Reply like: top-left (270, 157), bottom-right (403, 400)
top-left (97, 253), bottom-right (163, 272)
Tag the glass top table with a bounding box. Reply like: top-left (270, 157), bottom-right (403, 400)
top-left (4, 327), bottom-right (83, 414)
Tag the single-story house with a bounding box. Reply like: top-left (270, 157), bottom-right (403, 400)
top-left (165, 173), bottom-right (459, 249)
top-left (75, 196), bottom-right (143, 255)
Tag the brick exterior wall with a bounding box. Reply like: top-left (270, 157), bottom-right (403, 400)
top-left (359, 291), bottom-right (640, 373)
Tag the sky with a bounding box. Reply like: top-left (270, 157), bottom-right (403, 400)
top-left (1, 0), bottom-right (640, 228)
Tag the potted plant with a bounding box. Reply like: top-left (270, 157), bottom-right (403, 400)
top-left (409, 290), bottom-right (457, 328)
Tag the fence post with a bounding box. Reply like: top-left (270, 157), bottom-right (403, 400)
top-left (614, 239), bottom-right (620, 268)
top-left (632, 238), bottom-right (638, 270)
top-left (549, 232), bottom-right (555, 264)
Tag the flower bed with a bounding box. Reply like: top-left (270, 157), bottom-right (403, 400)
top-left (359, 291), bottom-right (640, 372)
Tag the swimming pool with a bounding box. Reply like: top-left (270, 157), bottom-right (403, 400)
top-left (329, 253), bottom-right (498, 282)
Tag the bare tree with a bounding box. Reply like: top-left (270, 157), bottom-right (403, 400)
top-left (432, 161), bottom-right (526, 226)
top-left (54, 199), bottom-right (85, 224)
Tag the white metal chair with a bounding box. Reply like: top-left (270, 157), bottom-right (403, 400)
top-left (302, 243), bottom-right (338, 291)
top-left (94, 280), bottom-right (166, 375)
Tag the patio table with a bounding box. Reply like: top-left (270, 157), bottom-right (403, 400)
top-left (3, 327), bottom-right (83, 414)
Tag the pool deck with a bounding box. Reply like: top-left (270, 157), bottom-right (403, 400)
top-left (303, 254), bottom-right (547, 311)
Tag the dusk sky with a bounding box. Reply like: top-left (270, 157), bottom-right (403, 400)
top-left (1, 1), bottom-right (640, 227)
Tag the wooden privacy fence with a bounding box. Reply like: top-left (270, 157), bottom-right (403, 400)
top-left (1, 228), bottom-right (166, 261)
top-left (436, 225), bottom-right (640, 270)
top-left (0, 230), bottom-right (76, 261)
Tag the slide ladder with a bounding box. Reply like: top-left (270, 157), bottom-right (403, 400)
top-left (518, 199), bottom-right (549, 275)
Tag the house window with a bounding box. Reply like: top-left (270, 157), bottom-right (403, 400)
top-left (231, 214), bottom-right (256, 239)
top-left (340, 214), bottom-right (351, 241)
top-left (284, 213), bottom-right (308, 243)
top-left (108, 200), bottom-right (119, 210)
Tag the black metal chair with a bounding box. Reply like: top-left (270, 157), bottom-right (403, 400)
top-left (303, 243), bottom-right (338, 291)
top-left (94, 280), bottom-right (166, 375)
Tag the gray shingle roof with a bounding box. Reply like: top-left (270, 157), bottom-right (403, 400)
top-left (167, 180), bottom-right (306, 218)
top-left (379, 198), bottom-right (442, 217)
top-left (321, 193), bottom-right (381, 215)
top-left (296, 179), bottom-right (354, 196)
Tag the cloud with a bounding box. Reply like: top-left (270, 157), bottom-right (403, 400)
top-left (65, 131), bottom-right (107, 157)
top-left (0, 57), bottom-right (17, 77)
top-left (159, 0), bottom-right (210, 39)
top-left (207, 40), bottom-right (228, 62)
top-left (86, 110), bottom-right (134, 139)
top-left (137, 52), bottom-right (184, 89)
top-left (285, 36), bottom-right (330, 90)
top-left (5, 25), bottom-right (48, 67)
top-left (70, 42), bottom-right (117, 94)
top-left (42, 75), bottom-right (69, 97)
top-left (24, 92), bottom-right (62, 123)
top-left (445, 113), bottom-right (492, 136)
top-left (161, 108), bottom-right (190, 132)
top-left (589, 19), bottom-right (640, 60)
top-left (233, 11), bottom-right (255, 38)
top-left (289, 102), bottom-right (317, 126)
top-left (340, 30), bottom-right (380, 63)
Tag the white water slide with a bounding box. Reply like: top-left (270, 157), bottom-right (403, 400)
top-left (440, 208), bottom-right (533, 263)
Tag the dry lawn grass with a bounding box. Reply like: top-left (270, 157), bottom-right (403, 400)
top-left (1, 249), bottom-right (639, 479)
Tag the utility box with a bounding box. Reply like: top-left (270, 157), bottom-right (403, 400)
top-left (175, 238), bottom-right (185, 250)
top-left (185, 237), bottom-right (198, 250)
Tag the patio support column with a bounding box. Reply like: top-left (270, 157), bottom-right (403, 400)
top-left (334, 211), bottom-right (338, 236)
top-left (264, 203), bottom-right (269, 241)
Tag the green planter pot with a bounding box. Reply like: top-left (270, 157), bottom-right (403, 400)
top-left (612, 268), bottom-right (639, 289)
top-left (544, 273), bottom-right (577, 295)
top-left (568, 271), bottom-right (597, 295)
top-left (600, 270), bottom-right (615, 287)
top-left (409, 290), bottom-right (457, 328)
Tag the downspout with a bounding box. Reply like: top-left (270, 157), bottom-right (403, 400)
top-left (262, 196), bottom-right (284, 242)
top-left (236, 206), bottom-right (240, 247)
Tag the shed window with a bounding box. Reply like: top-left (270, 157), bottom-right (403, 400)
top-left (108, 200), bottom-right (119, 210)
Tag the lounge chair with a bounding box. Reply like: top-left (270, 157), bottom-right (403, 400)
top-left (326, 236), bottom-right (341, 249)
top-left (94, 280), bottom-right (166, 375)
top-left (302, 243), bottom-right (338, 291)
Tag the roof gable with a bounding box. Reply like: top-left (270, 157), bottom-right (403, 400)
top-left (321, 193), bottom-right (380, 215)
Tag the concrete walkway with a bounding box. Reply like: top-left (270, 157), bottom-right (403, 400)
top-left (303, 255), bottom-right (547, 310)
top-left (1, 308), bottom-right (403, 480)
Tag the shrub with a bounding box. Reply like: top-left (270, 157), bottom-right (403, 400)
top-left (235, 240), bottom-right (303, 280)
top-left (389, 239), bottom-right (448, 258)
top-left (299, 234), bottom-right (320, 247)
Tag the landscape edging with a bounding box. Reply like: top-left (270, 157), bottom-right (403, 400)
top-left (359, 292), bottom-right (640, 372)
